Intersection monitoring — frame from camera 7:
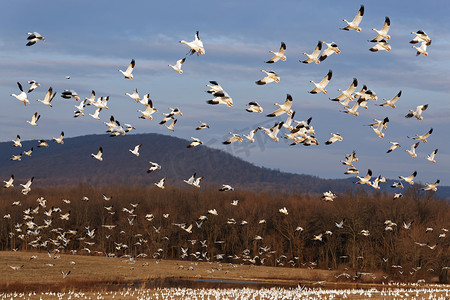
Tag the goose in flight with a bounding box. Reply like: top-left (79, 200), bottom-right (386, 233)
top-left (426, 149), bottom-right (438, 163)
top-left (341, 5), bottom-right (364, 32)
top-left (26, 32), bottom-right (45, 46)
top-left (138, 101), bottom-right (158, 120)
top-left (369, 40), bottom-right (391, 52)
top-left (279, 207), bottom-right (288, 215)
top-left (387, 142), bottom-right (401, 153)
top-left (206, 80), bottom-right (223, 95)
top-left (179, 31), bottom-right (205, 56)
top-left (184, 173), bottom-right (203, 188)
top-left (246, 102), bottom-right (263, 113)
top-left (61, 271), bottom-right (71, 279)
top-left (53, 131), bottom-right (64, 144)
top-left (342, 98), bottom-right (364, 116)
top-left (37, 87), bottom-right (56, 107)
top-left (147, 162), bottom-right (161, 173)
top-left (164, 119), bottom-right (177, 131)
top-left (9, 265), bottom-right (24, 270)
top-left (330, 78), bottom-right (358, 106)
top-left (266, 42), bottom-right (286, 63)
top-left (154, 177), bottom-right (166, 189)
top-left (344, 167), bottom-right (359, 175)
top-left (267, 94), bottom-right (293, 117)
top-left (129, 144), bottom-right (142, 156)
top-left (255, 70), bottom-right (280, 85)
top-left (20, 177), bottom-right (34, 195)
top-left (126, 88), bottom-right (141, 102)
top-left (118, 59), bottom-right (135, 79)
top-left (207, 90), bottom-right (233, 107)
top-left (223, 132), bottom-right (243, 144)
top-left (405, 142), bottom-right (420, 158)
top-left (168, 57), bottom-right (186, 74)
top-left (379, 91), bottom-right (401, 108)
top-left (319, 42), bottom-right (341, 61)
top-left (187, 137), bottom-right (203, 148)
top-left (300, 40), bottom-right (322, 64)
top-left (3, 175), bottom-right (14, 188)
top-left (405, 104), bottom-right (428, 120)
top-left (410, 30), bottom-right (431, 44)
top-left (399, 171), bottom-right (417, 185)
top-left (421, 179), bottom-right (440, 192)
top-left (27, 80), bottom-right (40, 93)
top-left (243, 128), bottom-right (259, 143)
top-left (370, 17), bottom-right (390, 42)
top-left (89, 108), bottom-right (102, 120)
top-left (196, 121), bottom-right (210, 130)
top-left (325, 133), bottom-right (343, 145)
top-left (409, 128), bottom-right (433, 143)
top-left (91, 147), bottom-right (103, 161)
top-left (219, 184), bottom-right (234, 192)
top-left (26, 112), bottom-right (40, 126)
top-left (391, 181), bottom-right (404, 189)
top-left (61, 90), bottom-right (80, 101)
top-left (413, 41), bottom-right (431, 56)
top-left (11, 82), bottom-right (29, 106)
top-left (309, 70), bottom-right (332, 94)
top-left (322, 191), bottom-right (337, 202)
top-left (37, 140), bottom-right (48, 147)
top-left (402, 220), bottom-right (414, 230)
top-left (259, 121), bottom-right (284, 142)
top-left (12, 135), bottom-right (22, 147)
top-left (356, 169), bottom-right (372, 185)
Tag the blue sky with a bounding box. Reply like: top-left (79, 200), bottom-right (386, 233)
top-left (1, 0), bottom-right (450, 185)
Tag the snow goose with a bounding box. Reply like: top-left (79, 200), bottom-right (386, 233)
top-left (344, 167), bottom-right (359, 175)
top-left (26, 112), bottom-right (40, 126)
top-left (118, 59), bottom-right (135, 79)
top-left (37, 140), bottom-right (48, 147)
top-left (246, 101), bottom-right (263, 113)
top-left (9, 265), bottom-right (24, 270)
top-left (370, 17), bottom-right (390, 42)
top-left (330, 78), bottom-right (358, 106)
top-left (208, 209), bottom-right (218, 216)
top-left (369, 39), bottom-right (391, 52)
top-left (74, 99), bottom-right (87, 112)
top-left (164, 119), bottom-right (177, 131)
top-left (259, 121), bottom-right (284, 142)
top-left (255, 70), bottom-right (280, 85)
top-left (26, 32), bottom-right (45, 46)
top-left (405, 142), bottom-right (420, 158)
top-left (37, 87), bottom-right (56, 107)
top-left (168, 57), bottom-right (186, 74)
top-left (84, 90), bottom-right (96, 105)
top-left (393, 193), bottom-right (403, 200)
top-left (313, 233), bottom-right (323, 241)
top-left (10, 153), bottom-right (21, 162)
top-left (154, 177), bottom-right (166, 189)
top-left (413, 41), bottom-right (431, 56)
top-left (279, 207), bottom-right (288, 215)
top-left (179, 31), bottom-right (205, 56)
top-left (219, 184), bottom-right (234, 192)
top-left (379, 90), bottom-right (401, 108)
top-left (309, 70), bottom-right (332, 94)
top-left (126, 88), bottom-right (140, 102)
top-left (267, 94), bottom-right (293, 117)
top-left (89, 108), bottom-right (102, 120)
top-left (356, 169), bottom-right (372, 185)
top-left (319, 42), bottom-right (341, 61)
top-left (335, 220), bottom-right (345, 228)
top-left (138, 102), bottom-right (158, 120)
top-left (405, 104), bottom-right (428, 120)
top-left (129, 144), bottom-right (142, 156)
top-left (300, 41), bottom-right (322, 64)
top-left (265, 42), bottom-right (286, 63)
top-left (426, 149), bottom-right (438, 163)
top-left (196, 121), bottom-right (210, 130)
top-left (391, 181), bottom-right (404, 189)
top-left (410, 30), bottom-right (431, 44)
top-left (12, 135), bottom-right (22, 147)
top-left (387, 142), bottom-right (401, 153)
top-left (341, 151), bottom-right (358, 166)
top-left (421, 179), bottom-right (440, 192)
top-left (11, 82), bottom-right (29, 106)
top-left (223, 132), bottom-right (243, 144)
top-left (206, 81), bottom-right (223, 95)
top-left (207, 90), bottom-right (233, 107)
top-left (341, 5), bottom-right (364, 32)
top-left (408, 128), bottom-right (433, 143)
top-left (283, 111), bottom-right (296, 130)
top-left (53, 131), bottom-right (64, 144)
top-left (322, 191), bottom-right (337, 201)
top-left (3, 175), bottom-right (14, 188)
top-left (147, 162), bottom-right (161, 173)
top-left (61, 90), bottom-right (80, 101)
top-left (187, 137), bottom-right (203, 148)
top-left (20, 177), bottom-right (34, 195)
top-left (124, 123), bottom-right (135, 132)
top-left (231, 200), bottom-right (239, 206)
top-left (399, 171), bottom-right (417, 185)
top-left (91, 147), bottom-right (103, 161)
top-left (243, 128), bottom-right (259, 143)
top-left (27, 80), bottom-right (40, 93)
top-left (341, 98), bottom-right (364, 116)
top-left (325, 133), bottom-right (343, 145)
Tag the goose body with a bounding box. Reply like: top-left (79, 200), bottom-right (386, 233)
top-left (266, 42), bottom-right (286, 63)
top-left (154, 177), bottom-right (166, 189)
top-left (118, 59), bottom-right (135, 79)
top-left (3, 175), bottom-right (14, 188)
top-left (369, 39), bottom-right (391, 52)
top-left (26, 32), bottom-right (45, 46)
top-left (309, 70), bottom-right (332, 94)
top-left (255, 70), bottom-right (280, 85)
top-left (301, 41), bottom-right (322, 64)
top-left (12, 135), bottom-right (22, 147)
top-left (91, 147), bottom-right (103, 161)
top-left (405, 104), bottom-right (428, 120)
top-left (168, 57), bottom-right (186, 74)
top-left (370, 17), bottom-right (390, 42)
top-left (223, 132), bottom-right (243, 144)
top-left (11, 82), bottom-right (29, 106)
top-left (179, 31), bottom-right (205, 56)
top-left (187, 137), bottom-right (203, 148)
top-left (341, 5), bottom-right (364, 32)
top-left (413, 41), bottom-right (430, 56)
top-left (399, 171), bottom-right (417, 185)
top-left (426, 149), bottom-right (438, 163)
top-left (26, 112), bottom-right (40, 126)
top-left (409, 128), bottom-right (433, 143)
top-left (129, 144), bottom-right (142, 156)
top-left (259, 121), bottom-right (284, 142)
top-left (37, 87), bottom-right (56, 107)
top-left (147, 162), bottom-right (161, 173)
top-left (267, 94), bottom-right (293, 117)
top-left (356, 169), bottom-right (372, 185)
top-left (405, 142), bottom-right (419, 158)
top-left (319, 42), bottom-right (341, 61)
top-left (380, 91), bottom-right (401, 108)
top-left (53, 131), bottom-right (64, 144)
top-left (27, 80), bottom-right (40, 93)
top-left (246, 101), bottom-right (263, 113)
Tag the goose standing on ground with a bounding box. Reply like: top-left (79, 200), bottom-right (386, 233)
top-left (168, 57), bottom-right (186, 74)
top-left (413, 41), bottom-right (431, 56)
top-left (426, 149), bottom-right (438, 163)
top-left (300, 41), bottom-right (322, 64)
top-left (223, 132), bottom-right (243, 144)
top-left (266, 42), bottom-right (286, 63)
top-left (319, 42), bottom-right (341, 61)
top-left (179, 31), bottom-right (205, 56)
top-left (387, 142), bottom-right (401, 153)
top-left (246, 102), bottom-right (263, 113)
top-left (399, 171), bottom-right (417, 185)
top-left (37, 87), bottom-right (56, 107)
top-left (330, 78), bottom-right (358, 107)
top-left (118, 59), bottom-right (135, 79)
top-left (196, 121), bottom-right (210, 130)
top-left (11, 82), bottom-right (29, 106)
top-left (409, 128), bottom-right (433, 143)
top-left (309, 70), bottom-right (332, 94)
top-left (369, 40), bottom-right (391, 52)
top-left (147, 162), bottom-right (161, 173)
top-left (154, 177), bottom-right (166, 189)
top-left (20, 177), bottom-right (34, 195)
top-left (255, 70), bottom-right (280, 85)
top-left (421, 179), bottom-right (440, 192)
top-left (405, 142), bottom-right (420, 158)
top-left (91, 147), bottom-right (103, 161)
top-left (27, 80), bottom-right (40, 93)
top-left (187, 137), bottom-right (203, 148)
top-left (53, 131), bottom-right (64, 144)
top-left (405, 104), bottom-right (428, 120)
top-left (410, 30), bottom-right (431, 44)
top-left (267, 94), bottom-right (293, 117)
top-left (26, 32), bottom-right (45, 46)
top-left (379, 91), bottom-right (401, 108)
top-left (12, 135), bottom-right (22, 147)
top-left (26, 112), bottom-right (40, 126)
top-left (370, 17), bottom-right (390, 42)
top-left (3, 175), bottom-right (14, 188)
top-left (129, 144), bottom-right (142, 156)
top-left (341, 5), bottom-right (364, 32)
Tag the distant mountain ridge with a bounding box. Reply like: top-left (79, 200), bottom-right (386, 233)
top-left (0, 133), bottom-right (449, 198)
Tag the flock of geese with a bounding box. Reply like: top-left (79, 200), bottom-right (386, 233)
top-left (3, 4), bottom-right (448, 289)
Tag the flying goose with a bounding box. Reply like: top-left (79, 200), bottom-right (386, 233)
top-left (52, 131), bottom-right (64, 144)
top-left (426, 149), bottom-right (438, 163)
top-left (379, 91), bottom-right (401, 108)
top-left (231, 200), bottom-right (239, 206)
top-left (219, 184), bottom-right (234, 192)
top-left (387, 142), bottom-right (401, 153)
top-left (26, 112), bottom-right (40, 126)
top-left (126, 88), bottom-right (140, 102)
top-left (206, 81), bottom-right (224, 95)
top-left (246, 102), bottom-right (263, 113)
top-left (259, 121), bottom-right (284, 142)
top-left (184, 173), bottom-right (203, 188)
top-left (26, 32), bottom-right (45, 46)
top-left (20, 177), bottom-right (34, 195)
top-left (391, 181), bottom-right (404, 189)
top-left (61, 90), bottom-right (80, 101)
top-left (322, 191), bottom-right (337, 201)
top-left (37, 87), bottom-right (56, 107)
top-left (154, 177), bottom-right (166, 189)
top-left (421, 179), bottom-right (440, 192)
top-left (402, 220), bottom-right (414, 230)
top-left (279, 207), bottom-right (288, 215)
top-left (413, 41), bottom-right (431, 56)
top-left (243, 128), bottom-right (259, 143)
top-left (405, 142), bottom-right (420, 158)
top-left (89, 108), bottom-right (102, 120)
top-left (393, 193), bottom-right (403, 200)
top-left (118, 59), bottom-right (135, 79)
top-left (335, 220), bottom-right (345, 228)
top-left (12, 135), bottom-right (22, 147)
top-left (91, 147), bottom-right (103, 161)
top-left (341, 98), bottom-right (364, 116)
top-left (9, 265), bottom-right (24, 270)
top-left (138, 102), bottom-right (158, 120)
top-left (164, 119), bottom-right (177, 131)
top-left (27, 80), bottom-right (40, 93)
top-left (3, 175), bottom-right (14, 188)
top-left (207, 90), bottom-right (233, 107)
top-left (370, 117), bottom-right (389, 138)
top-left (301, 41), bottom-right (322, 64)
top-left (340, 5), bottom-right (364, 32)
top-left (325, 133), bottom-right (343, 145)
top-left (409, 128), bottom-right (433, 143)
top-left (255, 70), bottom-right (280, 85)
top-left (37, 140), bottom-right (48, 147)
top-left (129, 144), bottom-right (142, 156)
top-left (330, 78), bottom-right (358, 106)
top-left (196, 121), bottom-right (210, 130)
top-left (405, 104), bottom-right (428, 120)
top-left (369, 39), bottom-right (391, 52)
top-left (266, 42), bottom-right (286, 63)
top-left (370, 17), bottom-right (391, 42)
top-left (168, 57), bottom-right (186, 74)
top-left (11, 82), bottom-right (29, 106)
top-left (344, 167), bottom-right (359, 175)
top-left (356, 169), bottom-right (372, 185)
top-left (309, 70), bottom-right (332, 94)
top-left (74, 100), bottom-right (87, 112)
top-left (267, 94), bottom-right (293, 117)
top-left (179, 31), bottom-right (205, 56)
top-left (319, 42), bottom-right (341, 61)
top-left (410, 30), bottom-right (431, 44)
top-left (147, 162), bottom-right (161, 173)
top-left (223, 132), bottom-right (243, 144)
top-left (187, 137), bottom-right (203, 148)
top-left (399, 171), bottom-right (417, 185)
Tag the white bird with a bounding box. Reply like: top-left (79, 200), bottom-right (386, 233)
top-left (11, 82), bottom-right (29, 106)
top-left (279, 207), bottom-right (288, 215)
top-left (26, 32), bottom-right (45, 46)
top-left (259, 121), bottom-right (284, 142)
top-left (300, 40), bottom-right (322, 64)
top-left (37, 87), bottom-right (56, 107)
top-left (410, 30), bottom-right (431, 44)
top-left (421, 179), bottom-right (440, 192)
top-left (3, 175), bottom-right (14, 188)
top-left (369, 39), bottom-right (391, 52)
top-left (37, 140), bottom-right (48, 147)
top-left (342, 98), bottom-right (364, 116)
top-left (118, 59), bottom-right (135, 79)
top-left (265, 42), bottom-right (286, 63)
top-left (154, 177), bottom-right (166, 189)
top-left (243, 128), bottom-right (259, 143)
top-left (370, 17), bottom-right (391, 42)
top-left (322, 191), bottom-right (337, 202)
top-left (164, 119), bottom-right (177, 131)
top-left (52, 131), bottom-right (64, 144)
top-left (207, 89), bottom-right (233, 107)
top-left (309, 70), bottom-right (332, 94)
top-left (391, 181), bottom-right (404, 189)
top-left (360, 230), bottom-right (370, 236)
top-left (426, 149), bottom-right (438, 163)
top-left (12, 135), bottom-right (22, 147)
top-left (129, 144), bottom-right (142, 156)
top-left (91, 147), bottom-right (103, 161)
top-left (255, 70), bottom-right (280, 85)
top-left (319, 42), bottom-right (341, 61)
top-left (356, 169), bottom-right (372, 185)
top-left (89, 108), bottom-right (102, 120)
top-left (138, 101), bottom-right (158, 120)
top-left (267, 94), bottom-right (293, 117)
top-left (23, 148), bottom-right (33, 157)
top-left (399, 171), bottom-right (417, 185)
top-left (61, 90), bottom-right (80, 101)
top-left (196, 121), bottom-right (210, 130)
top-left (168, 57), bottom-right (186, 74)
top-left (219, 184), bottom-right (234, 192)
top-left (126, 88), bottom-right (141, 102)
top-left (231, 200), bottom-right (239, 206)
top-left (179, 31), bottom-right (205, 56)
top-left (341, 5), bottom-right (364, 32)
top-left (208, 209), bottom-right (218, 216)
top-left (379, 91), bottom-right (401, 108)
top-left (405, 104), bottom-right (428, 120)
top-left (206, 80), bottom-right (224, 95)
top-left (147, 162), bottom-right (161, 173)
top-left (20, 177), bottom-right (34, 195)
top-left (26, 112), bottom-right (40, 126)
top-left (413, 41), bottom-right (431, 56)
top-left (330, 78), bottom-right (358, 106)
top-left (9, 265), bottom-right (24, 270)
top-left (325, 133), bottom-right (343, 145)
top-left (393, 193), bottom-right (403, 200)
top-left (335, 220), bottom-right (345, 228)
top-left (223, 132), bottom-right (243, 144)
top-left (187, 137), bottom-right (203, 148)
top-left (387, 142), bottom-right (401, 153)
top-left (61, 271), bottom-right (71, 279)
top-left (402, 220), bottom-right (414, 230)
top-left (246, 101), bottom-right (263, 113)
top-left (405, 142), bottom-right (420, 158)
top-left (409, 128), bottom-right (433, 143)
top-left (313, 234), bottom-right (323, 241)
